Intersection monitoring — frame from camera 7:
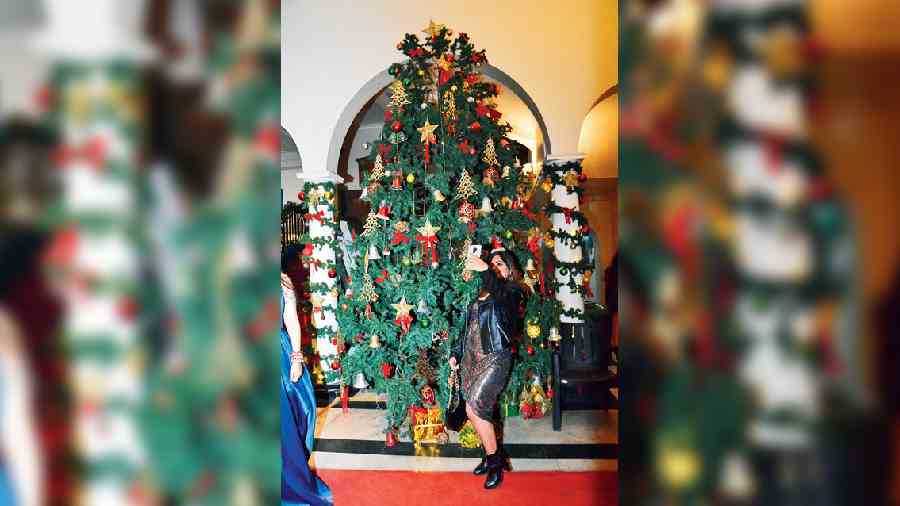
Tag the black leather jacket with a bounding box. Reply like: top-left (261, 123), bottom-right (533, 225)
top-left (452, 282), bottom-right (523, 361)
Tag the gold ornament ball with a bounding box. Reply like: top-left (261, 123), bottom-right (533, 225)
top-left (659, 447), bottom-right (702, 490)
top-left (450, 85), bottom-right (458, 92)
top-left (500, 196), bottom-right (511, 207)
top-left (541, 179), bottom-right (553, 193)
top-left (527, 323), bottom-right (541, 339)
top-left (544, 234), bottom-right (555, 248)
top-left (406, 173), bottom-right (416, 183)
top-left (418, 69), bottom-right (426, 76)
top-left (324, 190), bottom-right (333, 200)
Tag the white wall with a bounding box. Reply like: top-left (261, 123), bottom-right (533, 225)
top-left (0, 29), bottom-right (48, 121)
top-left (282, 0), bottom-right (617, 178)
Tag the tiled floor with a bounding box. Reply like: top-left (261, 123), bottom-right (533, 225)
top-left (310, 389), bottom-right (618, 472)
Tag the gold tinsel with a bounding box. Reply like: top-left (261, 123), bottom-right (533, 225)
top-left (442, 90), bottom-right (457, 123)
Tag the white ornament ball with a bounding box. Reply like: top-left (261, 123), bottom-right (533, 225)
top-left (467, 96), bottom-right (475, 103)
top-left (420, 103), bottom-right (428, 110)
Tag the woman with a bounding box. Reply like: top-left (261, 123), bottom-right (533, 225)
top-left (450, 248), bottom-right (523, 489)
top-left (280, 247), bottom-right (332, 506)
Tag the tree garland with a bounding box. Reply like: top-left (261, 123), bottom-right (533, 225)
top-left (302, 181), bottom-right (342, 385)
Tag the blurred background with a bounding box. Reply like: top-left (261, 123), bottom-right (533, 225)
top-left (618, 0), bottom-right (900, 505)
top-left (0, 0), bottom-right (280, 505)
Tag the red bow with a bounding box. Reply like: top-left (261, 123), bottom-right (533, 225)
top-left (408, 47), bottom-right (425, 58)
top-left (54, 138), bottom-right (107, 169)
top-left (476, 102), bottom-right (500, 120)
top-left (439, 68), bottom-right (454, 86)
top-left (394, 313), bottom-right (413, 334)
top-left (464, 74), bottom-right (479, 85)
top-left (305, 210), bottom-right (326, 223)
top-left (378, 143), bottom-right (393, 158)
top-left (527, 235), bottom-right (541, 257)
top-left (390, 231), bottom-right (411, 245)
top-left (562, 207), bottom-right (574, 224)
top-left (761, 132), bottom-right (785, 174)
top-left (416, 235), bottom-right (439, 267)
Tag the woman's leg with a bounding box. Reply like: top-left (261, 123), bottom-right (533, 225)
top-left (466, 402), bottom-right (498, 455)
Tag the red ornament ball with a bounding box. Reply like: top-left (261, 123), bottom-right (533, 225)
top-left (527, 345), bottom-right (535, 356)
top-left (581, 225), bottom-right (590, 234)
top-left (469, 121), bottom-right (481, 132)
top-left (328, 268), bottom-right (337, 278)
top-left (511, 346), bottom-right (518, 355)
top-left (297, 191), bottom-right (305, 201)
top-left (331, 360), bottom-right (341, 370)
top-left (385, 109), bottom-right (393, 122)
top-left (391, 121), bottom-right (403, 132)
top-left (381, 362), bottom-right (394, 379)
top-left (469, 147), bottom-right (477, 156)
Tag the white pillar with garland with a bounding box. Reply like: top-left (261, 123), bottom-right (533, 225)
top-left (33, 0), bottom-right (152, 504)
top-left (546, 154), bottom-right (587, 324)
top-left (299, 173), bottom-right (343, 386)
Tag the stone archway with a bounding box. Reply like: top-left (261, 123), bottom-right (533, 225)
top-left (324, 64), bottom-right (552, 176)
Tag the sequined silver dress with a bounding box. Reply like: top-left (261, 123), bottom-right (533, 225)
top-left (460, 299), bottom-right (512, 420)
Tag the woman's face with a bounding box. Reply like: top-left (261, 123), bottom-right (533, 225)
top-left (490, 254), bottom-right (510, 280)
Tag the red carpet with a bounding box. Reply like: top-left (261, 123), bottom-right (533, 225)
top-left (317, 470), bottom-right (617, 506)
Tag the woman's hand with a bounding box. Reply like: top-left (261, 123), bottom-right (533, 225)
top-left (464, 254), bottom-right (489, 272)
top-left (290, 352), bottom-right (304, 382)
top-left (449, 356), bottom-right (459, 370)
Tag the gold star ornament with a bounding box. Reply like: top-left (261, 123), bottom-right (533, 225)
top-left (418, 120), bottom-right (438, 143)
top-left (416, 221), bottom-right (441, 237)
top-left (392, 297), bottom-right (414, 317)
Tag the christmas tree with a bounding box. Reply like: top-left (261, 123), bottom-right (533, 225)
top-left (331, 22), bottom-right (560, 437)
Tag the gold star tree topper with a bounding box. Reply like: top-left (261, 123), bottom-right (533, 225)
top-left (423, 20), bottom-right (450, 38)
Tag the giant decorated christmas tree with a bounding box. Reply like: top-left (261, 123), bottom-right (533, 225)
top-left (328, 22), bottom-right (562, 439)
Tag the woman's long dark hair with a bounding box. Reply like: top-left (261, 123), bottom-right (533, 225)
top-left (481, 249), bottom-right (521, 295)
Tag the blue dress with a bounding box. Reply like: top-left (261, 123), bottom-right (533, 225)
top-left (281, 295), bottom-right (333, 506)
top-left (0, 373), bottom-right (17, 505)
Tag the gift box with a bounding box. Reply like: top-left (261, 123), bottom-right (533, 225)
top-left (458, 420), bottom-right (482, 449)
top-left (519, 383), bottom-right (551, 420)
top-left (502, 399), bottom-right (520, 417)
top-left (409, 406), bottom-right (446, 443)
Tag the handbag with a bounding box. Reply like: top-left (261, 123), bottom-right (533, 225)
top-left (445, 369), bottom-right (468, 432)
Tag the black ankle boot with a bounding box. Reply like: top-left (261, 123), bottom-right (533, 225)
top-left (484, 452), bottom-right (505, 489)
top-left (473, 450), bottom-right (488, 475)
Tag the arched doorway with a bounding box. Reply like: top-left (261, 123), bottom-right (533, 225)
top-left (328, 65), bottom-right (552, 231)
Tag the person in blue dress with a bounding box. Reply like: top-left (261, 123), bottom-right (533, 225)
top-left (280, 247), bottom-right (333, 506)
top-left (0, 308), bottom-right (42, 506)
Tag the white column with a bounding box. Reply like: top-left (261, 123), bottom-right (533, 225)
top-left (546, 154), bottom-right (587, 324)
